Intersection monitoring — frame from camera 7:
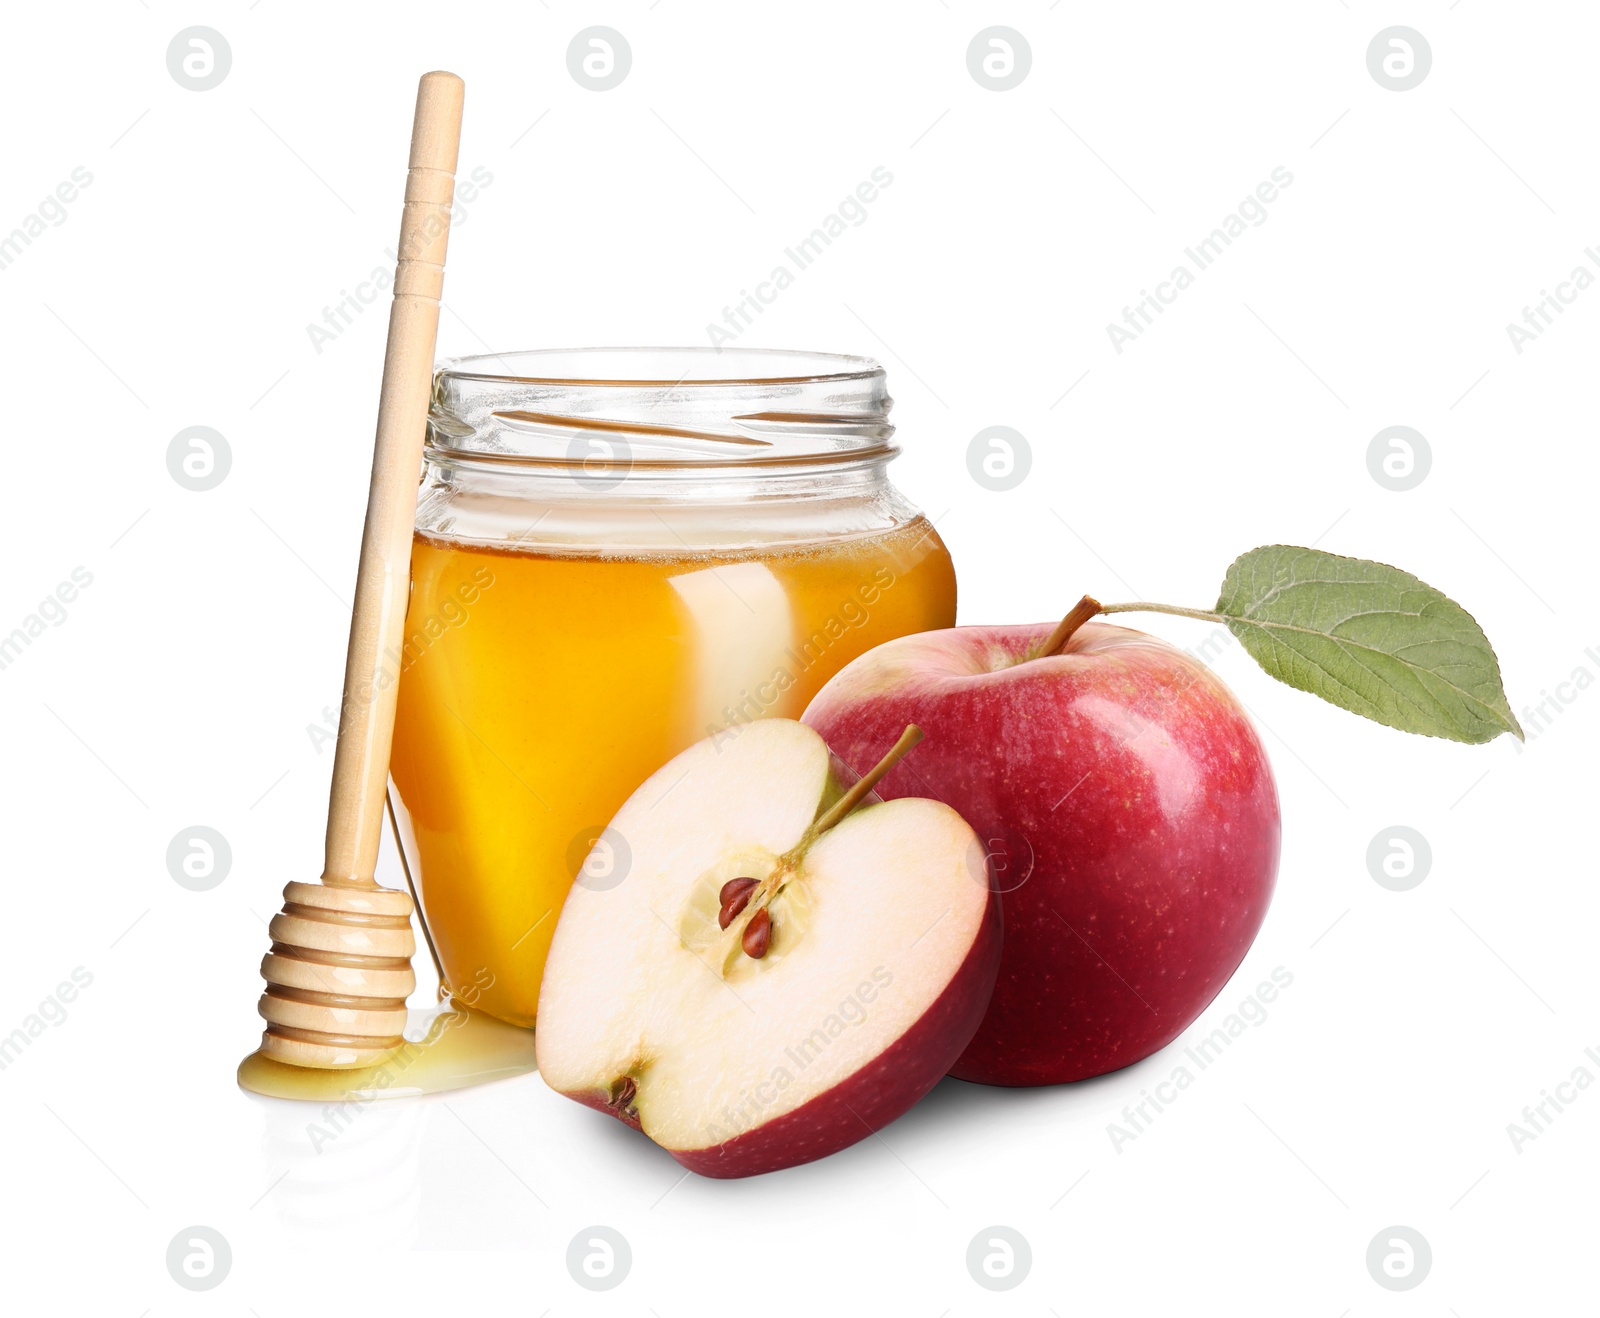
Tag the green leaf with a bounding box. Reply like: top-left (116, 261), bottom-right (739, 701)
top-left (1213, 545), bottom-right (1522, 744)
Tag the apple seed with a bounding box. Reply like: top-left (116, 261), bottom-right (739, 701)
top-left (741, 907), bottom-right (772, 959)
top-left (717, 877), bottom-right (759, 929)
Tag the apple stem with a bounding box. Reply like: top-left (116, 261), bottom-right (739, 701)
top-left (1098, 602), bottom-right (1232, 626)
top-left (811, 724), bottom-right (924, 836)
top-left (1039, 595), bottom-right (1104, 656)
top-left (1044, 598), bottom-right (1238, 656)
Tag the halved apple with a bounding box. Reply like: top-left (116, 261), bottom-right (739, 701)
top-left (535, 718), bottom-right (999, 1178)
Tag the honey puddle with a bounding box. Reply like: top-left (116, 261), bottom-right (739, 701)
top-left (237, 1000), bottom-right (537, 1102)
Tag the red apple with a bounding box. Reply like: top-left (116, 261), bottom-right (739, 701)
top-left (803, 618), bottom-right (1280, 1086)
top-left (536, 719), bottom-right (1001, 1176)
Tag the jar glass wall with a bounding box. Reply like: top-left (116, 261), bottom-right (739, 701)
top-left (389, 348), bottom-right (957, 1026)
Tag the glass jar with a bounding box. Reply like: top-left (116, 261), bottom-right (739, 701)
top-left (389, 348), bottom-right (957, 1027)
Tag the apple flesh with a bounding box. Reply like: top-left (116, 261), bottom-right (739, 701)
top-left (803, 621), bottom-right (1280, 1086)
top-left (535, 718), bottom-right (1000, 1176)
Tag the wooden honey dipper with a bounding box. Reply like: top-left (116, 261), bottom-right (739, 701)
top-left (256, 71), bottom-right (465, 1069)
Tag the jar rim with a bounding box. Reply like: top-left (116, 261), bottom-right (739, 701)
top-left (428, 346), bottom-right (897, 476)
top-left (437, 346), bottom-right (884, 389)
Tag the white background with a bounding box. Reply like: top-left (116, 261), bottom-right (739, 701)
top-left (2, 1), bottom-right (1595, 1313)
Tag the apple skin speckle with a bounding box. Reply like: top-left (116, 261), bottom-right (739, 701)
top-left (804, 620), bottom-right (1280, 1087)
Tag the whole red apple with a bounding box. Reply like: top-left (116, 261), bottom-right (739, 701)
top-left (802, 618), bottom-right (1280, 1086)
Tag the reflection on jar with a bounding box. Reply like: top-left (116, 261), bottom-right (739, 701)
top-left (389, 349), bottom-right (957, 1027)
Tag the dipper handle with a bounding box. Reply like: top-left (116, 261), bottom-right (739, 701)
top-left (324, 70), bottom-right (463, 888)
top-left (256, 72), bottom-right (464, 1070)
